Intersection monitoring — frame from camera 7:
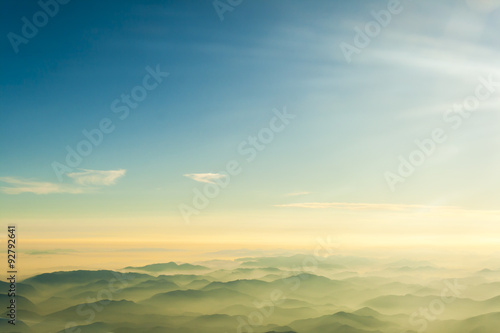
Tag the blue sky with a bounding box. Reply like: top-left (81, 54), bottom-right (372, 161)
top-left (1, 0), bottom-right (500, 264)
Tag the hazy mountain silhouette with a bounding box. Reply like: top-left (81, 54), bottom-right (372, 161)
top-left (125, 262), bottom-right (209, 272)
top-left (2, 254), bottom-right (500, 333)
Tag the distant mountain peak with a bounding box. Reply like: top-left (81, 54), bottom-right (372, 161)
top-left (124, 262), bottom-right (209, 272)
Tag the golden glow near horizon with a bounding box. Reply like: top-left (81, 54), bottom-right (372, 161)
top-left (2, 0), bottom-right (500, 278)
top-left (2, 204), bottom-right (499, 276)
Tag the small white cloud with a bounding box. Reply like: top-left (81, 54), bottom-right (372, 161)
top-left (184, 173), bottom-right (226, 184)
top-left (67, 169), bottom-right (126, 186)
top-left (285, 191), bottom-right (311, 197)
top-left (0, 177), bottom-right (84, 195)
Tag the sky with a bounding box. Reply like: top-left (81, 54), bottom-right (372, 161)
top-left (1, 0), bottom-right (500, 274)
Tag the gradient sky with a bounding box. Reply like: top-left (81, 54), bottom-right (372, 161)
top-left (1, 0), bottom-right (500, 274)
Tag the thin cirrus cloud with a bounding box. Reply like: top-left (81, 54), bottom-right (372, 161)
top-left (274, 202), bottom-right (459, 211)
top-left (0, 177), bottom-right (85, 195)
top-left (67, 169), bottom-right (126, 186)
top-left (184, 173), bottom-right (227, 184)
top-left (0, 169), bottom-right (126, 195)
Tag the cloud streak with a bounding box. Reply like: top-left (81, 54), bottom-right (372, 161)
top-left (67, 169), bottom-right (126, 186)
top-left (0, 177), bottom-right (84, 195)
top-left (184, 173), bottom-right (227, 184)
top-left (274, 202), bottom-right (459, 211)
top-left (0, 169), bottom-right (126, 195)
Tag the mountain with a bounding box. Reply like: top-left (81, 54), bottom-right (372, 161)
top-left (23, 270), bottom-right (148, 286)
top-left (0, 281), bottom-right (38, 298)
top-left (155, 274), bottom-right (213, 286)
top-left (0, 294), bottom-right (38, 313)
top-left (116, 278), bottom-right (180, 300)
top-left (45, 299), bottom-right (150, 323)
top-left (144, 288), bottom-right (254, 313)
top-left (36, 296), bottom-right (77, 314)
top-left (426, 312), bottom-right (500, 333)
top-left (0, 318), bottom-right (33, 332)
top-left (56, 322), bottom-right (112, 333)
top-left (290, 311), bottom-right (393, 333)
top-left (124, 262), bottom-right (209, 272)
top-left (5, 254), bottom-right (500, 333)
top-left (183, 279), bottom-right (211, 289)
top-left (237, 254), bottom-right (347, 269)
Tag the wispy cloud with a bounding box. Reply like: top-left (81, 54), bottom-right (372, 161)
top-left (67, 169), bottom-right (126, 186)
top-left (0, 177), bottom-right (84, 195)
top-left (0, 169), bottom-right (126, 195)
top-left (285, 191), bottom-right (311, 197)
top-left (274, 202), bottom-right (459, 211)
top-left (184, 173), bottom-right (226, 184)
top-left (368, 32), bottom-right (500, 79)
